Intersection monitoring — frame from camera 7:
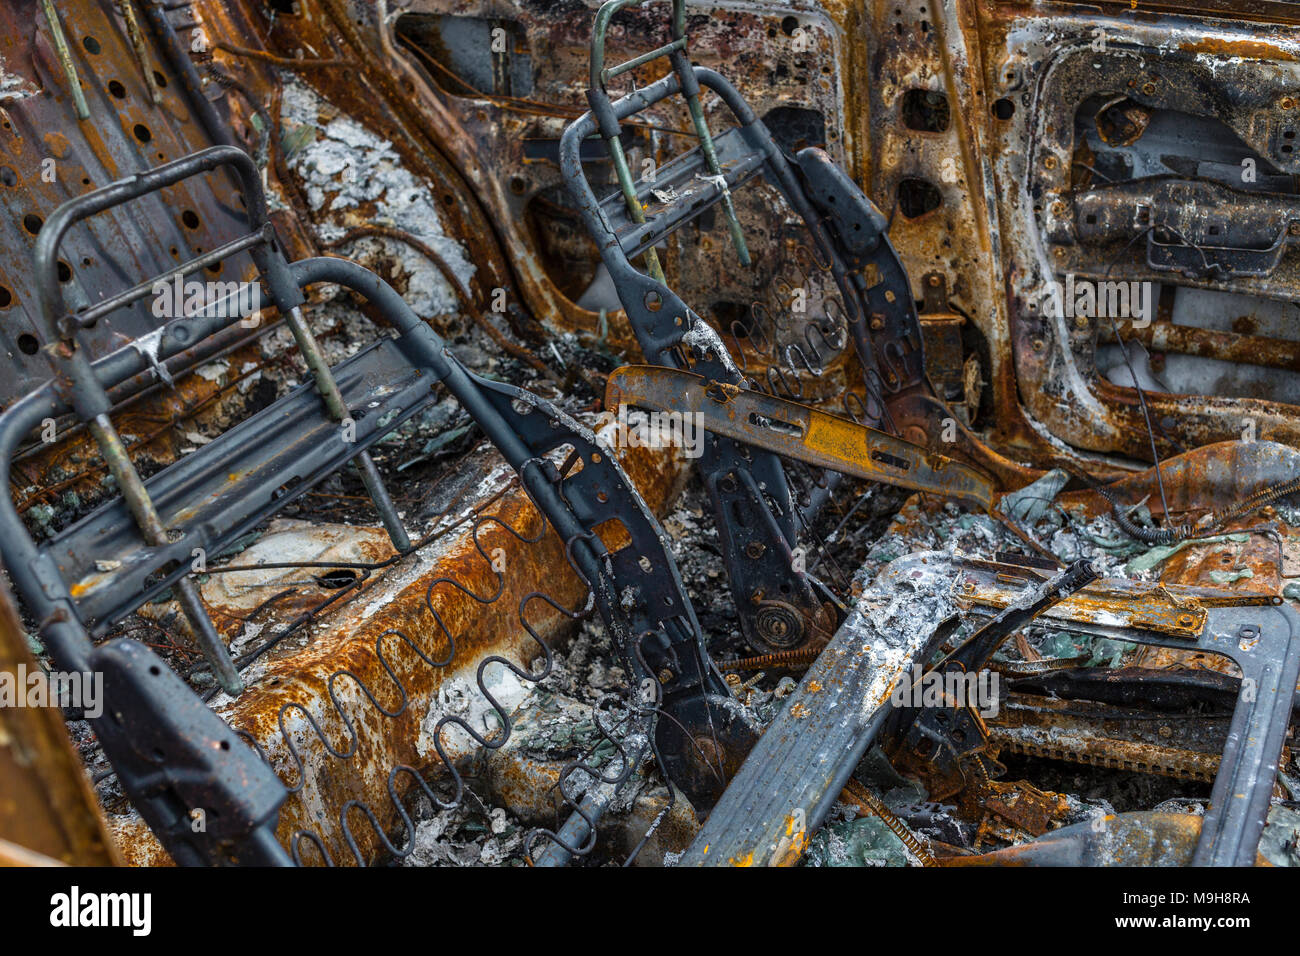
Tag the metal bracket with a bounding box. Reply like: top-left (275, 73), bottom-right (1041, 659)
top-left (606, 365), bottom-right (995, 511)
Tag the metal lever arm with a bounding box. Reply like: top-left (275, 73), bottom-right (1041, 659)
top-left (606, 365), bottom-right (996, 511)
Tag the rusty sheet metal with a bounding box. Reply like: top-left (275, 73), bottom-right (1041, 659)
top-left (5, 0), bottom-right (1300, 872)
top-left (851, 0), bottom-right (1026, 459)
top-left (108, 431), bottom-right (686, 865)
top-left (1055, 439), bottom-right (1300, 528)
top-left (130, 0), bottom-right (1300, 476)
top-left (0, 0), bottom-right (320, 525)
top-left (678, 551), bottom-right (962, 867)
top-left (885, 439), bottom-right (1300, 684)
top-left (973, 1), bottom-right (1300, 461)
top-left (940, 812), bottom-right (1267, 867)
top-left (797, 0), bottom-right (1300, 473)
top-left (192, 0), bottom-right (1300, 482)
top-left (988, 692), bottom-right (1230, 783)
top-left (201, 0), bottom-right (868, 398)
top-left (0, 574), bottom-right (120, 866)
top-left (951, 565), bottom-right (1214, 640)
top-left (0, 0), bottom-right (269, 403)
top-left (197, 0), bottom-right (586, 345)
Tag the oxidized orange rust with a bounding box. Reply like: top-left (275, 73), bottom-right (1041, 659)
top-left (939, 812), bottom-right (1272, 867)
top-left (12, 343), bottom-right (263, 516)
top-left (0, 578), bottom-right (121, 866)
top-left (109, 436), bottom-right (687, 865)
top-left (988, 694), bottom-right (1224, 783)
top-left (1104, 320), bottom-right (1300, 375)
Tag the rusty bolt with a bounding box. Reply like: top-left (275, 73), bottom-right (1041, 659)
top-left (1051, 201), bottom-right (1066, 216)
top-left (1289, 222), bottom-right (1300, 236)
top-left (658, 668), bottom-right (675, 684)
top-left (1031, 338), bottom-right (1045, 351)
top-left (1158, 725), bottom-right (1173, 738)
top-left (927, 274), bottom-right (941, 287)
top-left (1043, 155), bottom-right (1058, 170)
top-left (1141, 82), bottom-right (1157, 96)
top-left (869, 314), bottom-right (885, 330)
top-left (1053, 247), bottom-right (1066, 258)
top-left (745, 541), bottom-right (766, 559)
top-left (1282, 96), bottom-right (1295, 110)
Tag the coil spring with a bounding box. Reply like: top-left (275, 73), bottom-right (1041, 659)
top-left (220, 476), bottom-right (653, 866)
top-left (840, 776), bottom-right (936, 866)
top-left (1097, 470), bottom-right (1300, 546)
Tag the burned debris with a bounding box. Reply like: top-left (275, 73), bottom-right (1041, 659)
top-left (1, 0), bottom-right (1300, 879)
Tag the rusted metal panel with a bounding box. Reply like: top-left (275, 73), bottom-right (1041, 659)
top-left (0, 574), bottom-right (120, 866)
top-left (107, 433), bottom-right (686, 865)
top-left (0, 0), bottom-right (269, 403)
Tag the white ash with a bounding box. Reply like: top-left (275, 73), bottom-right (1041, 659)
top-left (279, 78), bottom-right (474, 318)
top-left (416, 667), bottom-right (529, 764)
top-left (401, 799), bottom-right (526, 867)
top-left (535, 617), bottom-right (628, 704)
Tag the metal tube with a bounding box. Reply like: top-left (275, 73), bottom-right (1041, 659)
top-left (604, 37), bottom-right (686, 81)
top-left (354, 452), bottom-right (411, 552)
top-left (605, 134), bottom-right (666, 283)
top-left (118, 0), bottom-right (164, 104)
top-left (282, 307), bottom-right (411, 552)
top-left (76, 227), bottom-right (272, 328)
top-left (140, 0), bottom-right (233, 149)
top-left (672, 52), bottom-right (750, 266)
top-left (88, 415), bottom-right (243, 696)
top-left (39, 0), bottom-right (90, 121)
top-left (1102, 319), bottom-right (1300, 373)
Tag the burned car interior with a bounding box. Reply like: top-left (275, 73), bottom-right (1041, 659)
top-left (3, 0), bottom-right (1300, 878)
